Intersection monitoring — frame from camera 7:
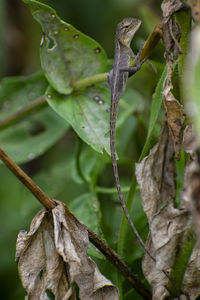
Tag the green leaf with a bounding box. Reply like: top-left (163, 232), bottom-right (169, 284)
top-left (69, 193), bottom-right (99, 232)
top-left (69, 193), bottom-right (103, 259)
top-left (139, 65), bottom-right (167, 161)
top-left (46, 83), bottom-right (111, 155)
top-left (24, 0), bottom-right (107, 94)
top-left (0, 72), bottom-right (68, 164)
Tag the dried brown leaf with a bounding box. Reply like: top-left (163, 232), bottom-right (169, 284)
top-left (161, 0), bottom-right (185, 159)
top-left (16, 209), bottom-right (69, 300)
top-left (161, 0), bottom-right (184, 18)
top-left (136, 124), bottom-right (190, 299)
top-left (53, 201), bottom-right (119, 300)
top-left (136, 124), bottom-right (175, 223)
top-left (16, 201), bottom-right (119, 300)
top-left (162, 80), bottom-right (185, 160)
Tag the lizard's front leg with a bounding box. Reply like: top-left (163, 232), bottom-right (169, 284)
top-left (120, 44), bottom-right (146, 75)
top-left (121, 44), bottom-right (156, 75)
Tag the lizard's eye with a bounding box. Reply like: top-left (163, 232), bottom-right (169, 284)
top-left (124, 25), bottom-right (129, 28)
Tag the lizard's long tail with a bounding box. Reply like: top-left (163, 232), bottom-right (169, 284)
top-left (110, 100), bottom-right (155, 260)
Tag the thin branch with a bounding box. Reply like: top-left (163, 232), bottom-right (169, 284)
top-left (0, 147), bottom-right (55, 210)
top-left (0, 146), bottom-right (151, 299)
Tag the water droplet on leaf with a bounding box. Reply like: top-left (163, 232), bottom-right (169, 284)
top-left (28, 153), bottom-right (35, 160)
top-left (94, 47), bottom-right (101, 54)
top-left (73, 34), bottom-right (79, 39)
top-left (98, 99), bottom-right (104, 105)
top-left (93, 95), bottom-right (100, 102)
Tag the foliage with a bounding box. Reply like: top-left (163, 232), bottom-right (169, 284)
top-left (0, 0), bottom-right (200, 299)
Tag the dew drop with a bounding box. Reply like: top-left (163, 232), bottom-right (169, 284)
top-left (98, 99), bottom-right (104, 105)
top-left (93, 95), bottom-right (100, 102)
top-left (47, 94), bottom-right (52, 99)
top-left (54, 31), bottom-right (58, 35)
top-left (73, 34), bottom-right (79, 39)
top-left (28, 153), bottom-right (35, 160)
top-left (51, 13), bottom-right (55, 19)
top-left (94, 47), bottom-right (101, 54)
top-left (64, 27), bottom-right (70, 31)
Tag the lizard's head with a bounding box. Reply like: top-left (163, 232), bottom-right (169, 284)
top-left (117, 18), bottom-right (141, 46)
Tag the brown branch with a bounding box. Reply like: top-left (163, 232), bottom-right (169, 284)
top-left (0, 146), bottom-right (151, 299)
top-left (86, 227), bottom-right (151, 299)
top-left (0, 147), bottom-right (55, 210)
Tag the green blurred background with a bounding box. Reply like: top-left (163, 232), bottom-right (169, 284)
top-left (0, 0), bottom-right (163, 299)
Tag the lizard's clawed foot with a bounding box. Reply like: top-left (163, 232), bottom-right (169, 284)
top-left (137, 43), bottom-right (157, 73)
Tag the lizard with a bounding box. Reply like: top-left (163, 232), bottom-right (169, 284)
top-left (108, 18), bottom-right (181, 297)
top-left (108, 18), bottom-right (155, 257)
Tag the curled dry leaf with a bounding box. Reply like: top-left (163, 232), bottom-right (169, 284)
top-left (161, 0), bottom-right (184, 19)
top-left (16, 201), bottom-right (119, 300)
top-left (161, 0), bottom-right (185, 159)
top-left (162, 71), bottom-right (185, 160)
top-left (136, 124), bottom-right (176, 224)
top-left (136, 124), bottom-right (191, 299)
top-left (161, 0), bottom-right (183, 59)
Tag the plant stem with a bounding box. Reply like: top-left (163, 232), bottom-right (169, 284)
top-left (96, 186), bottom-right (129, 194)
top-left (75, 137), bottom-right (89, 184)
top-left (0, 95), bottom-right (46, 131)
top-left (0, 147), bottom-right (56, 210)
top-left (73, 72), bottom-right (108, 90)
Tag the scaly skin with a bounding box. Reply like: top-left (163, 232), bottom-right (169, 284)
top-left (109, 18), bottom-right (153, 256)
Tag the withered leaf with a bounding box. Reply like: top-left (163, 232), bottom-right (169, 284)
top-left (16, 201), bottom-right (119, 300)
top-left (162, 80), bottom-right (185, 160)
top-left (136, 124), bottom-right (191, 299)
top-left (136, 124), bottom-right (176, 224)
top-left (161, 0), bottom-right (184, 159)
top-left (161, 0), bottom-right (184, 19)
